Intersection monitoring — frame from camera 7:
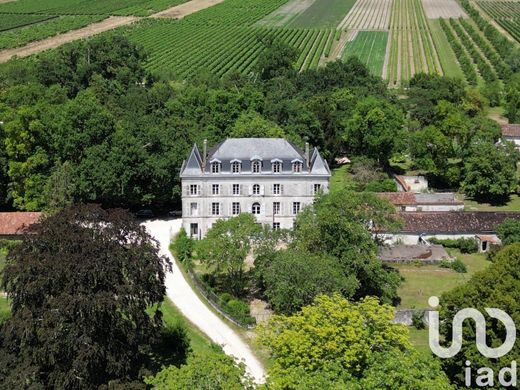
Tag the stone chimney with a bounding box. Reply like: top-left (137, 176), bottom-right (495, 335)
top-left (202, 139), bottom-right (208, 172)
top-left (305, 142), bottom-right (310, 170)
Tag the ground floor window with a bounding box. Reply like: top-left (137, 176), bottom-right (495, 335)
top-left (273, 222), bottom-right (280, 230)
top-left (252, 202), bottom-right (261, 215)
top-left (232, 202), bottom-right (241, 215)
top-left (292, 202), bottom-right (301, 215)
top-left (190, 223), bottom-right (198, 237)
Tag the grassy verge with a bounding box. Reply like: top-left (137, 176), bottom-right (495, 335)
top-left (463, 194), bottom-right (520, 211)
top-left (393, 250), bottom-right (489, 309)
top-left (429, 18), bottom-right (465, 79)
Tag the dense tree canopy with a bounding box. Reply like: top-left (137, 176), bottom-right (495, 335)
top-left (0, 204), bottom-right (170, 388)
top-left (258, 294), bottom-right (453, 389)
top-left (496, 218), bottom-right (520, 245)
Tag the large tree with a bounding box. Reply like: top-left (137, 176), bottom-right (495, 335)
top-left (258, 294), bottom-right (453, 389)
top-left (439, 244), bottom-right (520, 387)
top-left (0, 204), bottom-right (170, 389)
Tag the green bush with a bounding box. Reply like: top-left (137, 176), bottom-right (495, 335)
top-left (412, 310), bottom-right (425, 329)
top-left (429, 237), bottom-right (478, 253)
top-left (0, 240), bottom-right (20, 253)
top-left (451, 258), bottom-right (467, 273)
top-left (170, 228), bottom-right (193, 264)
top-left (218, 294), bottom-right (255, 326)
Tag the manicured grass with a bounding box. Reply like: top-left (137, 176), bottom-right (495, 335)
top-left (429, 18), bottom-right (465, 79)
top-left (463, 194), bottom-right (520, 211)
top-left (393, 250), bottom-right (490, 309)
top-left (289, 0), bottom-right (357, 28)
top-left (342, 31), bottom-right (388, 76)
top-left (161, 298), bottom-right (215, 355)
top-left (408, 328), bottom-right (430, 356)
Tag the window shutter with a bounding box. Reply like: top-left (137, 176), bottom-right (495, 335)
top-left (280, 184), bottom-right (284, 195)
top-left (249, 185), bottom-right (253, 196)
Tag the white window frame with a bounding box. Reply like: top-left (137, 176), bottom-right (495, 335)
top-left (189, 184), bottom-right (198, 195)
top-left (292, 202), bottom-right (301, 215)
top-left (253, 184), bottom-right (260, 195)
top-left (212, 202), bottom-right (220, 216)
top-left (273, 202), bottom-right (280, 215)
top-left (272, 161), bottom-right (282, 173)
top-left (313, 183), bottom-right (322, 194)
top-left (212, 184), bottom-right (220, 195)
top-left (232, 184), bottom-right (240, 195)
top-left (252, 202), bottom-right (261, 215)
top-left (231, 161), bottom-right (241, 174)
top-left (190, 202), bottom-right (198, 217)
top-left (211, 162), bottom-right (221, 174)
top-left (273, 222), bottom-right (280, 230)
top-left (273, 184), bottom-right (281, 195)
top-left (252, 160), bottom-right (261, 174)
top-left (232, 202), bottom-right (241, 215)
top-left (292, 161), bottom-right (302, 173)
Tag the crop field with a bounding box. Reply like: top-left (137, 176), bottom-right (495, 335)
top-left (421, 0), bottom-right (467, 19)
top-left (0, 0), bottom-right (187, 16)
top-left (342, 31), bottom-right (388, 75)
top-left (387, 0), bottom-right (443, 86)
top-left (0, 14), bottom-right (57, 32)
top-left (338, 0), bottom-right (393, 30)
top-left (476, 1), bottom-right (520, 42)
top-left (257, 0), bottom-right (315, 27)
top-left (288, 0), bottom-right (357, 28)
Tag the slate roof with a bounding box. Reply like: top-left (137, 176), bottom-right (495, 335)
top-left (502, 124), bottom-right (520, 137)
top-left (0, 212), bottom-right (41, 235)
top-left (181, 138), bottom-right (330, 176)
top-left (392, 211), bottom-right (520, 234)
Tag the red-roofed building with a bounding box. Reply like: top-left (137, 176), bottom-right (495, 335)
top-left (501, 124), bottom-right (520, 149)
top-left (0, 212), bottom-right (41, 239)
top-left (377, 192), bottom-right (464, 212)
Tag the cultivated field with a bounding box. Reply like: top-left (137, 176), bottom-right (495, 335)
top-left (342, 31), bottom-right (388, 76)
top-left (477, 1), bottom-right (520, 42)
top-left (387, 0), bottom-right (443, 85)
top-left (257, 0), bottom-right (316, 27)
top-left (421, 0), bottom-right (467, 19)
top-left (338, 0), bottom-right (393, 30)
top-left (288, 0), bottom-right (357, 28)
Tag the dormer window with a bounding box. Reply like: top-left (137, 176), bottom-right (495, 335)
top-left (231, 160), bottom-right (241, 174)
top-left (292, 160), bottom-right (303, 173)
top-left (210, 159), bottom-right (221, 174)
top-left (252, 160), bottom-right (261, 174)
top-left (272, 160), bottom-right (282, 173)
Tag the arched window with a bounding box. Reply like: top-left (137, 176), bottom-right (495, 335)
top-left (252, 202), bottom-right (261, 215)
top-left (272, 161), bottom-right (282, 173)
top-left (211, 162), bottom-right (221, 173)
top-left (253, 184), bottom-right (260, 195)
top-left (231, 161), bottom-right (241, 173)
top-left (252, 160), bottom-right (261, 173)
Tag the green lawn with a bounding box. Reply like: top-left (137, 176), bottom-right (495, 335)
top-left (289, 0), bottom-right (357, 28)
top-left (463, 194), bottom-right (520, 211)
top-left (161, 298), bottom-right (214, 356)
top-left (408, 328), bottom-right (430, 356)
top-left (329, 165), bottom-right (357, 193)
top-left (393, 250), bottom-right (490, 309)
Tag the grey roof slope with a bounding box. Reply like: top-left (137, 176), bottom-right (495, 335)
top-left (181, 138), bottom-right (330, 176)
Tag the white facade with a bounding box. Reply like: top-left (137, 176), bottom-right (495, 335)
top-left (180, 138), bottom-right (331, 238)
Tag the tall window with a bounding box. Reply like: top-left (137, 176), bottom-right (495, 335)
top-left (232, 202), bottom-right (241, 215)
top-left (190, 202), bottom-right (198, 216)
top-left (252, 202), bottom-right (261, 215)
top-left (231, 161), bottom-right (241, 173)
top-left (272, 161), bottom-right (282, 173)
top-left (252, 160), bottom-right (261, 173)
top-left (212, 202), bottom-right (220, 216)
top-left (211, 162), bottom-right (221, 173)
top-left (273, 202), bottom-right (280, 215)
top-left (253, 184), bottom-right (260, 195)
top-left (292, 202), bottom-right (301, 215)
top-left (189, 184), bottom-right (198, 195)
top-left (313, 184), bottom-right (322, 194)
top-left (273, 184), bottom-right (281, 195)
top-left (212, 184), bottom-right (220, 195)
top-left (292, 161), bottom-right (302, 173)
top-left (233, 184), bottom-right (240, 195)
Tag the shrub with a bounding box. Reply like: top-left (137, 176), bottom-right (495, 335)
top-left (429, 237), bottom-right (478, 253)
top-left (170, 228), bottom-right (193, 264)
top-left (218, 294), bottom-right (255, 326)
top-left (412, 310), bottom-right (425, 329)
top-left (451, 258), bottom-right (467, 273)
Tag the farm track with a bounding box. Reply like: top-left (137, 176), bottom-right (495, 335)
top-left (0, 0), bottom-right (227, 63)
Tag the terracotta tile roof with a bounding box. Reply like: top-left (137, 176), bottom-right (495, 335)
top-left (394, 175), bottom-right (410, 191)
top-left (0, 212), bottom-right (41, 235)
top-left (377, 192), bottom-right (417, 205)
top-left (501, 124), bottom-right (520, 137)
top-left (386, 211), bottom-right (520, 234)
top-left (475, 235), bottom-right (500, 243)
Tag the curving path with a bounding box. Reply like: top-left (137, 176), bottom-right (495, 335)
top-left (142, 219), bottom-right (265, 384)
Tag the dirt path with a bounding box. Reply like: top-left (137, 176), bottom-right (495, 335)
top-left (0, 16), bottom-right (138, 63)
top-left (382, 29), bottom-right (392, 79)
top-left (143, 219), bottom-right (266, 384)
top-left (0, 0), bottom-right (225, 63)
top-left (153, 0), bottom-right (225, 18)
